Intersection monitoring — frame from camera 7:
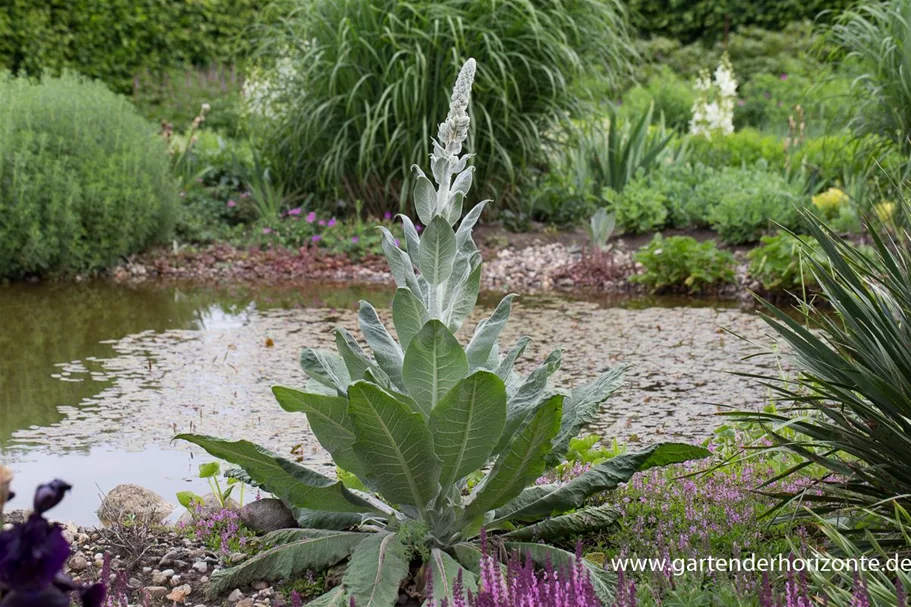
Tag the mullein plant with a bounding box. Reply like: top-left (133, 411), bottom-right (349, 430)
top-left (178, 60), bottom-right (708, 605)
top-left (0, 469), bottom-right (105, 607)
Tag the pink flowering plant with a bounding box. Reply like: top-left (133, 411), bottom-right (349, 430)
top-left (177, 507), bottom-right (256, 555)
top-left (178, 59), bottom-right (708, 605)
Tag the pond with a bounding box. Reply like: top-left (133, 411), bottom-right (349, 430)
top-left (0, 280), bottom-right (781, 524)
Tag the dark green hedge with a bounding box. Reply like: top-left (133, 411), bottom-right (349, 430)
top-left (0, 0), bottom-right (263, 92)
top-left (627, 0), bottom-right (855, 43)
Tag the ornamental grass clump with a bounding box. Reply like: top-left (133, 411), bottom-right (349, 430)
top-left (179, 60), bottom-right (707, 605)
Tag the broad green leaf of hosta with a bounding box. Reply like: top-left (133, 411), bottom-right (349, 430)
top-left (334, 328), bottom-right (390, 388)
top-left (300, 348), bottom-right (350, 393)
top-left (424, 548), bottom-right (479, 607)
top-left (344, 532), bottom-right (410, 607)
top-left (208, 529), bottom-right (367, 594)
top-left (547, 365), bottom-right (629, 466)
top-left (463, 394), bottom-right (562, 520)
top-left (272, 386), bottom-right (363, 475)
top-left (358, 302), bottom-right (405, 388)
top-left (347, 382), bottom-right (441, 509)
top-left (498, 443), bottom-right (711, 522)
top-left (504, 542), bottom-right (616, 605)
top-left (175, 435), bottom-right (374, 513)
top-left (419, 215), bottom-right (457, 285)
top-left (502, 503), bottom-right (620, 541)
top-left (392, 288), bottom-right (429, 351)
top-left (429, 371), bottom-right (507, 489)
top-left (465, 294), bottom-right (516, 370)
top-left (414, 174), bottom-right (437, 226)
top-left (403, 319), bottom-right (469, 413)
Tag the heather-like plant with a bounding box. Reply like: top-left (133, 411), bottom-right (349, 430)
top-left (178, 60), bottom-right (708, 604)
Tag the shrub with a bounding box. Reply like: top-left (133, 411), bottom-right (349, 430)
top-left (619, 67), bottom-right (695, 131)
top-left (747, 231), bottom-right (823, 292)
top-left (177, 60), bottom-right (708, 604)
top-left (257, 0), bottom-right (636, 215)
top-left (686, 128), bottom-right (786, 169)
top-left (631, 234), bottom-right (736, 293)
top-left (604, 178), bottom-right (669, 234)
top-left (732, 191), bottom-right (911, 533)
top-left (0, 72), bottom-right (176, 279)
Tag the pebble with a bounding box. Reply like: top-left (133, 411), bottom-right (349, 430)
top-left (144, 586), bottom-right (168, 599)
top-left (192, 561), bottom-right (208, 574)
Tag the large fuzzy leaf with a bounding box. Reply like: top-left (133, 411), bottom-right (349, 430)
top-left (503, 504), bottom-right (620, 541)
top-left (300, 348), bottom-right (350, 394)
top-left (419, 215), bottom-right (458, 285)
top-left (402, 319), bottom-right (469, 414)
top-left (272, 386), bottom-right (363, 475)
top-left (344, 532), bottom-right (410, 607)
top-left (496, 336), bottom-right (531, 381)
top-left (175, 435), bottom-right (374, 513)
top-left (392, 288), bottom-right (430, 351)
top-left (334, 328), bottom-right (390, 387)
top-left (429, 371), bottom-right (507, 489)
top-left (358, 302), bottom-right (405, 388)
top-left (464, 395), bottom-right (562, 520)
top-left (291, 506), bottom-right (368, 530)
top-left (446, 259), bottom-right (481, 333)
top-left (498, 443), bottom-right (711, 522)
top-left (504, 542), bottom-right (615, 605)
top-left (456, 200), bottom-right (487, 249)
top-left (208, 529), bottom-right (367, 594)
top-left (303, 587), bottom-right (347, 607)
top-left (348, 382), bottom-right (441, 509)
top-left (414, 174), bottom-right (437, 226)
top-left (547, 365), bottom-right (629, 466)
top-left (423, 548), bottom-right (478, 607)
top-left (465, 294), bottom-right (516, 370)
top-left (450, 543), bottom-right (507, 578)
top-left (399, 214), bottom-right (422, 260)
top-left (496, 349), bottom-right (563, 454)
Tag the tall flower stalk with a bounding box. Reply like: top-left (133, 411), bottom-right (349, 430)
top-left (690, 54), bottom-right (737, 138)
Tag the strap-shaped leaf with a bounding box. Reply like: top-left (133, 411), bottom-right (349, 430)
top-left (414, 173), bottom-right (437, 226)
top-left (547, 364), bottom-right (630, 466)
top-left (424, 548), bottom-right (478, 607)
top-left (334, 328), bottom-right (390, 387)
top-left (344, 532), bottom-right (410, 607)
top-left (429, 371), bottom-right (507, 489)
top-left (392, 288), bottom-right (429, 351)
top-left (272, 386), bottom-right (363, 475)
top-left (209, 529), bottom-right (367, 594)
top-left (503, 542), bottom-right (616, 605)
top-left (496, 336), bottom-right (532, 381)
top-left (300, 348), bottom-right (350, 393)
top-left (498, 443), bottom-right (711, 522)
top-left (402, 319), bottom-right (469, 413)
top-left (502, 504), bottom-right (620, 541)
top-left (348, 382), bottom-right (441, 509)
top-left (358, 301), bottom-right (405, 388)
top-left (419, 215), bottom-right (457, 285)
top-left (175, 435), bottom-right (374, 513)
top-left (465, 294), bottom-right (516, 370)
top-left (464, 395), bottom-right (562, 520)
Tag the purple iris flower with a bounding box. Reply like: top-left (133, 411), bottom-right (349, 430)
top-left (0, 480), bottom-right (104, 607)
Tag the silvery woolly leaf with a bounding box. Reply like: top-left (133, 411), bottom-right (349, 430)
top-left (414, 174), bottom-right (437, 226)
top-left (496, 336), bottom-right (532, 381)
top-left (300, 348), bottom-right (351, 394)
top-left (333, 328), bottom-right (390, 388)
top-left (398, 214), bottom-right (422, 259)
top-left (402, 319), bottom-right (469, 413)
top-left (418, 216), bottom-right (457, 285)
top-left (379, 226), bottom-right (422, 296)
top-left (446, 260), bottom-right (482, 333)
top-left (424, 549), bottom-right (479, 606)
top-left (344, 533), bottom-right (410, 607)
top-left (445, 192), bottom-right (464, 226)
top-left (358, 302), bottom-right (405, 389)
top-left (456, 200), bottom-right (488, 249)
top-left (451, 166), bottom-right (474, 198)
top-left (465, 294), bottom-right (516, 370)
top-left (392, 288), bottom-right (430, 352)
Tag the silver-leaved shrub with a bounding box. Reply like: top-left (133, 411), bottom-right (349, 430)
top-left (178, 60), bottom-right (708, 606)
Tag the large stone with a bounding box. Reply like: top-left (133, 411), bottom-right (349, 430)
top-left (239, 498), bottom-right (297, 533)
top-left (176, 493), bottom-right (240, 526)
top-left (97, 484), bottom-right (173, 524)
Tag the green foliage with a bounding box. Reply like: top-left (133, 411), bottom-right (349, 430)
top-left (0, 72), bottom-right (176, 279)
top-left (731, 191), bottom-right (911, 532)
top-left (177, 61), bottom-right (708, 604)
top-left (832, 0), bottom-right (911, 152)
top-left (586, 209), bottom-right (617, 252)
top-left (747, 231), bottom-right (822, 291)
top-left (258, 0), bottom-right (636, 215)
top-left (603, 179), bottom-right (669, 234)
top-left (619, 67), bottom-right (695, 131)
top-left (0, 0), bottom-right (266, 93)
top-left (631, 235), bottom-right (736, 293)
top-left (629, 1), bottom-right (853, 44)
top-left (176, 461), bottom-right (246, 514)
top-left (687, 128), bottom-right (786, 169)
top-left (707, 175), bottom-right (806, 244)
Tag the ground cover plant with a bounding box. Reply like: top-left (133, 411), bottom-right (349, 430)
top-left (631, 235), bottom-right (736, 293)
top-left (177, 59), bottom-right (708, 604)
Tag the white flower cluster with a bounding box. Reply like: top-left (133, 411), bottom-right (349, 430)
top-left (242, 52), bottom-right (299, 121)
top-left (689, 54), bottom-right (737, 138)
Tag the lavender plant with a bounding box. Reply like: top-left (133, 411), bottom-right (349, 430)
top-left (178, 60), bottom-right (708, 605)
top-left (0, 473), bottom-right (105, 607)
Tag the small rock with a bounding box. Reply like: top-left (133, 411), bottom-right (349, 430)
top-left (128, 578), bottom-right (141, 589)
top-left (192, 561), bottom-right (207, 574)
top-left (252, 580), bottom-right (269, 590)
top-left (235, 599), bottom-right (255, 607)
top-left (166, 584), bottom-right (192, 603)
top-left (151, 571), bottom-right (168, 585)
top-left (68, 555), bottom-right (89, 572)
top-left (169, 575), bottom-right (183, 587)
top-left (227, 589), bottom-right (244, 603)
top-left (144, 586), bottom-right (168, 599)
top-left (239, 498), bottom-right (297, 533)
top-left (97, 484), bottom-right (173, 524)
